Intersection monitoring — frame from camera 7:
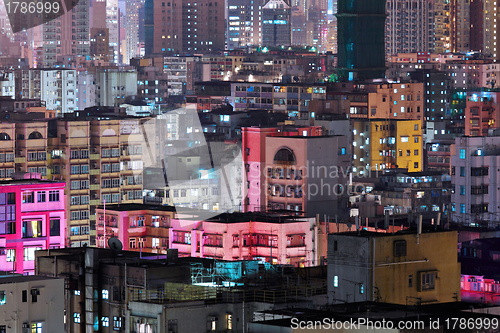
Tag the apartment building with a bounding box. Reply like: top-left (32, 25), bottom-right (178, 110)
top-left (0, 275), bottom-right (64, 332)
top-left (0, 179), bottom-right (66, 275)
top-left (352, 119), bottom-right (423, 173)
top-left (145, 0), bottom-right (225, 55)
top-left (328, 230), bottom-right (461, 304)
top-left (242, 126), bottom-right (350, 218)
top-left (15, 69), bottom-right (77, 115)
top-left (451, 135), bottom-right (500, 227)
top-left (95, 205), bottom-right (319, 266)
top-left (226, 0), bottom-right (263, 49)
top-left (94, 68), bottom-right (138, 107)
top-left (464, 91), bottom-right (500, 136)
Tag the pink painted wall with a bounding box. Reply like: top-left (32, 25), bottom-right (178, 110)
top-left (0, 181), bottom-right (66, 274)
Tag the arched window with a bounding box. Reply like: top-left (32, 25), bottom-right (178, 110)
top-left (102, 129), bottom-right (116, 137)
top-left (0, 133), bottom-right (11, 140)
top-left (28, 131), bottom-right (43, 140)
top-left (274, 147), bottom-right (296, 165)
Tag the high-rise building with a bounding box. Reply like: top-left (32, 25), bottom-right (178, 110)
top-left (90, 0), bottom-right (111, 62)
top-left (107, 0), bottom-right (120, 63)
top-left (434, 0), bottom-right (451, 54)
top-left (125, 0), bottom-right (144, 64)
top-left (385, 0), bottom-right (432, 56)
top-left (470, 0), bottom-right (493, 54)
top-left (226, 0), bottom-right (263, 50)
top-left (41, 0), bottom-right (90, 67)
top-left (451, 0), bottom-right (470, 52)
top-left (336, 0), bottom-right (386, 80)
top-left (145, 0), bottom-right (225, 55)
top-left (262, 0), bottom-right (291, 47)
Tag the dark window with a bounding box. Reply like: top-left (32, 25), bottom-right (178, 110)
top-left (22, 290), bottom-right (27, 302)
top-left (333, 240), bottom-right (338, 251)
top-left (113, 286), bottom-right (121, 301)
top-left (31, 289), bottom-right (39, 302)
top-left (394, 240), bottom-right (407, 257)
top-left (50, 219), bottom-right (60, 236)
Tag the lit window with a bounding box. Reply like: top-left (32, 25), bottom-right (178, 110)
top-left (102, 317), bottom-right (109, 327)
top-left (74, 313), bottom-right (81, 323)
top-left (460, 149), bottom-right (466, 159)
top-left (333, 275), bottom-right (338, 287)
top-left (102, 289), bottom-right (109, 300)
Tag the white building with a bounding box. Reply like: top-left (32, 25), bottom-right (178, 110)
top-left (0, 72), bottom-right (14, 97)
top-left (95, 69), bottom-right (138, 106)
top-left (16, 69), bottom-right (77, 115)
top-left (0, 275), bottom-right (64, 333)
top-left (124, 0), bottom-right (144, 64)
top-left (451, 135), bottom-right (500, 227)
top-left (106, 0), bottom-right (120, 64)
top-left (75, 73), bottom-right (96, 110)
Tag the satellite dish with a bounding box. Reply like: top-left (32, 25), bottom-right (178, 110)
top-left (108, 237), bottom-right (123, 251)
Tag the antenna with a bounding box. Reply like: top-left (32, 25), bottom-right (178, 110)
top-left (108, 237), bottom-right (123, 252)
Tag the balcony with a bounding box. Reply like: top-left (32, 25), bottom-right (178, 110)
top-left (90, 154), bottom-right (100, 160)
top-left (15, 157), bottom-right (26, 163)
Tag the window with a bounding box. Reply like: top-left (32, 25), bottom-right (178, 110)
top-left (460, 185), bottom-right (466, 195)
top-left (6, 249), bottom-right (15, 262)
top-left (460, 149), bottom-right (466, 159)
top-left (227, 314), bottom-right (232, 330)
top-left (37, 191), bottom-right (46, 202)
top-left (74, 313), bottom-right (81, 323)
top-left (0, 291), bottom-right (5, 305)
top-left (31, 322), bottom-right (42, 333)
top-left (113, 317), bottom-right (122, 330)
top-left (70, 165), bottom-right (80, 174)
top-left (71, 196), bottom-right (80, 206)
top-left (81, 165), bottom-right (89, 174)
top-left (401, 137), bottom-right (408, 143)
top-left (71, 181), bottom-right (80, 190)
top-left (460, 167), bottom-right (465, 177)
top-left (81, 150), bottom-right (89, 159)
top-left (414, 150), bottom-right (419, 156)
top-left (81, 211), bottom-right (89, 220)
top-left (71, 211), bottom-right (80, 221)
top-left (167, 320), bottom-right (177, 333)
top-left (333, 275), bottom-right (339, 287)
top-left (49, 190), bottom-right (59, 202)
top-left (23, 220), bottom-right (42, 238)
top-left (22, 192), bottom-right (34, 204)
top-left (81, 180), bottom-right (89, 189)
top-left (394, 240), bottom-right (407, 257)
top-left (102, 289), bottom-right (109, 300)
top-left (22, 290), bottom-right (27, 302)
top-left (152, 238), bottom-right (160, 248)
top-left (419, 271), bottom-right (435, 291)
top-left (50, 219), bottom-right (60, 236)
top-left (23, 247), bottom-right (41, 261)
top-left (70, 150), bottom-right (80, 159)
top-left (414, 136), bottom-right (419, 143)
top-left (414, 162), bottom-right (419, 169)
top-left (460, 203), bottom-right (466, 214)
top-left (409, 274), bottom-right (413, 288)
top-left (81, 195), bottom-right (89, 205)
top-left (414, 124), bottom-right (419, 131)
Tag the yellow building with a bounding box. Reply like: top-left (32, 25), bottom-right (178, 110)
top-left (353, 119), bottom-right (422, 173)
top-left (328, 230), bottom-right (461, 305)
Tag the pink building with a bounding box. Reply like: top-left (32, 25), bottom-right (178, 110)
top-left (95, 204), bottom-right (320, 267)
top-left (465, 91), bottom-right (500, 136)
top-left (242, 126), bottom-right (350, 219)
top-left (0, 179), bottom-right (66, 274)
